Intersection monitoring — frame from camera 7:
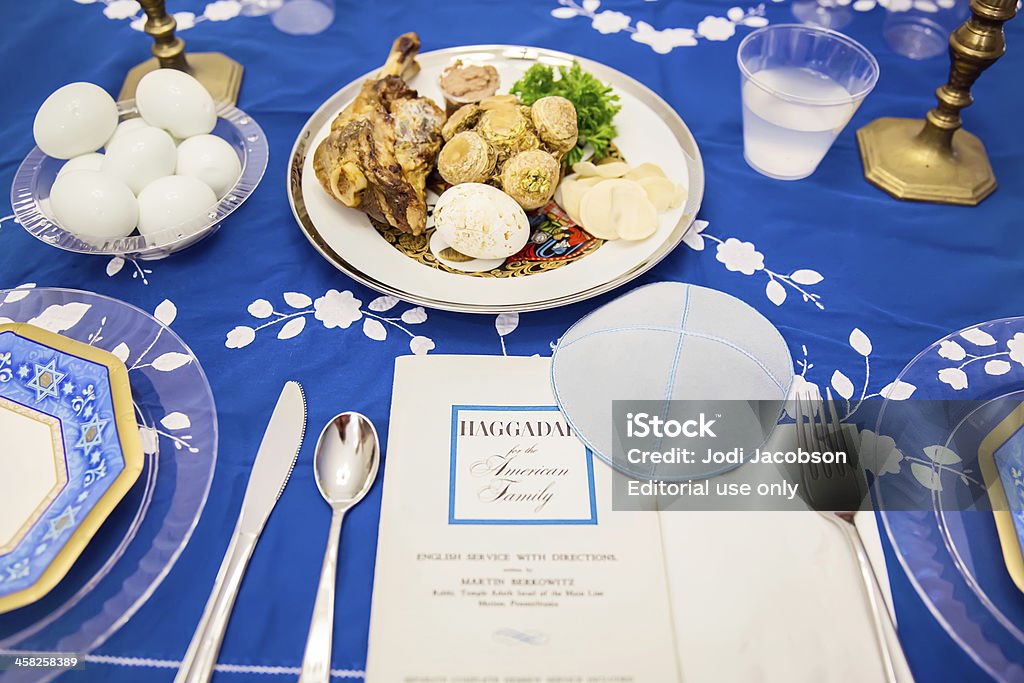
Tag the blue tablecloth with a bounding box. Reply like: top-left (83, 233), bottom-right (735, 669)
top-left (1, 0), bottom-right (1022, 681)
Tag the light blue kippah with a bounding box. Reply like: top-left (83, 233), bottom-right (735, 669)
top-left (551, 282), bottom-right (794, 481)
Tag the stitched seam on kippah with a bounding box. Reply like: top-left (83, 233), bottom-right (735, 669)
top-left (556, 327), bottom-right (787, 392)
top-left (652, 286), bottom-right (692, 477)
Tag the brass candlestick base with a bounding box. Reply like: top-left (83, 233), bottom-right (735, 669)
top-left (119, 0), bottom-right (243, 105)
top-left (857, 0), bottom-right (1016, 206)
top-left (858, 118), bottom-right (996, 206)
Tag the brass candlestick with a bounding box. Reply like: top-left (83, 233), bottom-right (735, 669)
top-left (857, 0), bottom-right (1017, 206)
top-left (119, 0), bottom-right (243, 104)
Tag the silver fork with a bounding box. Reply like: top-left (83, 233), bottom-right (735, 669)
top-left (793, 389), bottom-right (912, 683)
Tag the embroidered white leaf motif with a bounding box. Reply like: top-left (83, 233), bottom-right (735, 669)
top-left (683, 230), bottom-right (705, 251)
top-left (790, 269), bottom-right (823, 285)
top-left (369, 295), bottom-right (399, 312)
top-left (152, 352), bottom-right (191, 371)
top-left (551, 6), bottom-right (579, 17)
top-left (154, 300), bottom-right (177, 326)
top-left (727, 6), bottom-right (745, 20)
top-left (284, 292), bottom-right (312, 309)
top-left (107, 257), bottom-right (125, 277)
top-left (831, 370), bottom-right (855, 400)
top-left (401, 307), bottom-right (428, 324)
top-left (741, 15), bottom-right (768, 26)
top-left (4, 283), bottom-right (35, 303)
top-left (849, 328), bottom-right (872, 356)
top-left (879, 380), bottom-right (916, 400)
top-left (247, 299), bottom-right (273, 319)
top-left (28, 302), bottom-right (91, 333)
top-left (496, 312), bottom-right (520, 336)
top-left (985, 359), bottom-right (1012, 376)
top-left (938, 340), bottom-right (966, 361)
top-left (161, 412), bottom-right (192, 430)
top-left (924, 445), bottom-right (961, 465)
top-left (583, 0), bottom-right (601, 11)
top-left (410, 336), bottom-right (435, 355)
top-left (226, 326), bottom-right (255, 349)
top-left (961, 327), bottom-right (997, 346)
top-left (911, 463), bottom-right (943, 491)
top-left (112, 343), bottom-right (130, 363)
top-left (766, 280), bottom-right (786, 306)
top-left (683, 220), bottom-right (709, 251)
top-left (139, 426), bottom-right (159, 454)
top-left (278, 317), bottom-right (305, 340)
top-left (363, 318), bottom-right (387, 341)
top-left (938, 367), bottom-right (968, 390)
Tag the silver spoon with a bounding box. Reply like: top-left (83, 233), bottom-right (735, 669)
top-left (299, 412), bottom-right (380, 683)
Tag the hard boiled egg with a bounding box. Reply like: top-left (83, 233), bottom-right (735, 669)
top-left (432, 183), bottom-right (530, 260)
top-left (57, 152), bottom-right (104, 178)
top-left (136, 69), bottom-right (217, 139)
top-left (176, 134), bottom-right (241, 198)
top-left (33, 83), bottom-right (118, 159)
top-left (50, 170), bottom-right (138, 243)
top-left (137, 175), bottom-right (217, 245)
top-left (104, 117), bottom-right (150, 150)
top-left (102, 127), bottom-right (178, 195)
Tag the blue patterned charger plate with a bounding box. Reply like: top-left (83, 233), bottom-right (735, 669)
top-left (0, 323), bottom-right (143, 614)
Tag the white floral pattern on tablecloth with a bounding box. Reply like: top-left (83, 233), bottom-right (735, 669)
top-left (550, 0), bottom-right (771, 53)
top-left (76, 0), bottom-right (255, 31)
top-left (225, 290), bottom-right (435, 354)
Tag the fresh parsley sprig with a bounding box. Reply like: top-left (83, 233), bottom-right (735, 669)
top-left (511, 61), bottom-right (621, 167)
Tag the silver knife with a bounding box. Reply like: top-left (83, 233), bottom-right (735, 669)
top-left (175, 381), bottom-right (307, 683)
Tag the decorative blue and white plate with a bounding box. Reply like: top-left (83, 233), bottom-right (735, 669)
top-left (874, 316), bottom-right (1024, 681)
top-left (0, 288), bottom-right (216, 675)
top-left (0, 323), bottom-right (143, 614)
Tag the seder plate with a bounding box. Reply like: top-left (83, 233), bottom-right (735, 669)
top-left (287, 44), bottom-right (704, 314)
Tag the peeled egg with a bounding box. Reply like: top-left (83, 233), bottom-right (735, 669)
top-left (137, 175), bottom-right (217, 244)
top-left (433, 183), bottom-right (530, 260)
top-left (33, 83), bottom-right (118, 159)
top-left (136, 69), bottom-right (216, 139)
top-left (104, 117), bottom-right (150, 150)
top-left (49, 170), bottom-right (138, 243)
top-left (176, 134), bottom-right (241, 198)
top-left (102, 127), bottom-right (178, 195)
top-left (57, 152), bottom-right (104, 178)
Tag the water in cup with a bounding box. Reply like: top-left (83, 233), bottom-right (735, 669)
top-left (736, 25), bottom-right (879, 181)
top-left (742, 67), bottom-right (856, 180)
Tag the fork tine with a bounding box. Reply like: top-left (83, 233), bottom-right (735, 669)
top-left (818, 393), bottom-right (844, 456)
top-left (825, 388), bottom-right (857, 463)
top-left (794, 392), bottom-right (808, 452)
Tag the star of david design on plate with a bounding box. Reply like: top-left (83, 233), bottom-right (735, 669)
top-left (0, 322), bottom-right (142, 614)
top-left (43, 504), bottom-right (80, 542)
top-left (74, 414), bottom-right (109, 456)
top-left (27, 358), bottom-right (66, 402)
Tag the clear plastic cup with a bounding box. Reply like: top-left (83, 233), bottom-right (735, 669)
top-left (737, 25), bottom-right (880, 180)
top-left (271, 0), bottom-right (335, 35)
top-left (883, 0), bottom-right (968, 60)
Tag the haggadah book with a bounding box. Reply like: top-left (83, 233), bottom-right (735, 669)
top-left (364, 355), bottom-right (681, 682)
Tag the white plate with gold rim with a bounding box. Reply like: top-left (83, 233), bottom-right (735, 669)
top-left (287, 44), bottom-right (704, 314)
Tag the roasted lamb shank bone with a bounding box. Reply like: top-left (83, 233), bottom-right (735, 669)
top-left (312, 33), bottom-right (445, 235)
